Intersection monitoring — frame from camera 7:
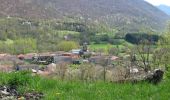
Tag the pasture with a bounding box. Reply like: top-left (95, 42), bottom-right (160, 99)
top-left (0, 71), bottom-right (169, 100)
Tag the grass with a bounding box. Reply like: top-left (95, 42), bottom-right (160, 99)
top-left (89, 39), bottom-right (133, 51)
top-left (89, 43), bottom-right (126, 54)
top-left (89, 44), bottom-right (110, 50)
top-left (0, 71), bottom-right (169, 100)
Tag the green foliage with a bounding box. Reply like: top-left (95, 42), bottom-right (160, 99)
top-left (89, 43), bottom-right (127, 55)
top-left (70, 64), bottom-right (80, 69)
top-left (7, 71), bottom-right (32, 88)
top-left (57, 41), bottom-right (79, 51)
top-left (125, 33), bottom-right (159, 44)
top-left (92, 34), bottom-right (118, 45)
top-left (0, 71), bottom-right (169, 99)
top-left (0, 18), bottom-right (110, 53)
top-left (158, 34), bottom-right (170, 78)
top-left (0, 71), bottom-right (32, 88)
top-left (14, 38), bottom-right (37, 54)
top-left (0, 38), bottom-right (37, 54)
top-left (0, 31), bottom-right (7, 40)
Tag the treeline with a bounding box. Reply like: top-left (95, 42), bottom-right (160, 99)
top-left (125, 33), bottom-right (159, 44)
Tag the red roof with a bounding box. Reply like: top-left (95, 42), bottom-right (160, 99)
top-left (110, 56), bottom-right (119, 61)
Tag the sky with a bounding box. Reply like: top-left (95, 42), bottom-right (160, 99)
top-left (145, 0), bottom-right (170, 6)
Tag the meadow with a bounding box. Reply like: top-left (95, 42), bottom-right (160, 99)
top-left (0, 71), bottom-right (169, 100)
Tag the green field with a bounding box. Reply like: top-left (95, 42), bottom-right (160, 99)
top-left (0, 71), bottom-right (169, 100)
top-left (89, 39), bottom-right (133, 51)
top-left (89, 44), bottom-right (110, 50)
top-left (89, 42), bottom-right (132, 55)
top-left (89, 44), bottom-right (122, 50)
top-left (35, 79), bottom-right (170, 100)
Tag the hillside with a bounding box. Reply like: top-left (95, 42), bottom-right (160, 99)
top-left (157, 5), bottom-right (170, 15)
top-left (0, 0), bottom-right (169, 31)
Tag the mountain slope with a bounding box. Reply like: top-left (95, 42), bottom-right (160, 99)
top-left (157, 5), bottom-right (170, 15)
top-left (0, 0), bottom-right (169, 31)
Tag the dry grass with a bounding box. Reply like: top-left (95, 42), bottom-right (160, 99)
top-left (47, 63), bottom-right (128, 82)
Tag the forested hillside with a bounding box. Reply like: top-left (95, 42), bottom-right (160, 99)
top-left (0, 0), bottom-right (169, 31)
top-left (0, 18), bottom-right (102, 54)
top-left (0, 0), bottom-right (169, 54)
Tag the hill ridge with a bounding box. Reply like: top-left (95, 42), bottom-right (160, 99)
top-left (0, 0), bottom-right (169, 31)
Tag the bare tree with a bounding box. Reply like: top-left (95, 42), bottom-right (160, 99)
top-left (136, 39), bottom-right (152, 72)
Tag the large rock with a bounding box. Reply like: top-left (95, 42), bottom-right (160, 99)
top-left (145, 69), bottom-right (164, 84)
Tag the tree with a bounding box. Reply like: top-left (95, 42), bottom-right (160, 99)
top-left (136, 39), bottom-right (152, 72)
top-left (57, 41), bottom-right (79, 52)
top-left (0, 31), bottom-right (7, 40)
top-left (130, 28), bottom-right (157, 72)
top-left (133, 23), bottom-right (170, 74)
top-left (155, 30), bottom-right (170, 78)
top-left (13, 38), bottom-right (37, 54)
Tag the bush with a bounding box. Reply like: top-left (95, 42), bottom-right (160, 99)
top-left (7, 71), bottom-right (32, 88)
top-left (13, 38), bottom-right (37, 54)
top-left (109, 39), bottom-right (124, 45)
top-left (93, 37), bottom-right (101, 44)
top-left (100, 34), bottom-right (109, 42)
top-left (57, 41), bottom-right (79, 51)
top-left (0, 71), bottom-right (33, 90)
top-left (0, 38), bottom-right (37, 54)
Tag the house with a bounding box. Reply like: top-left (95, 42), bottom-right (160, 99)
top-left (110, 56), bottom-right (119, 61)
top-left (70, 49), bottom-right (81, 55)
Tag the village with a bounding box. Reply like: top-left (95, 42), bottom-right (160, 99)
top-left (0, 0), bottom-right (169, 99)
top-left (0, 43), bottom-right (119, 74)
top-left (0, 42), bottom-right (163, 85)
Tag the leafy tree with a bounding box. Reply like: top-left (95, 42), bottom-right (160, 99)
top-left (130, 28), bottom-right (157, 72)
top-left (125, 33), bottom-right (159, 44)
top-left (0, 31), bottom-right (7, 40)
top-left (57, 41), bottom-right (79, 51)
top-left (13, 38), bottom-right (37, 54)
top-left (100, 34), bottom-right (109, 42)
top-left (155, 32), bottom-right (170, 78)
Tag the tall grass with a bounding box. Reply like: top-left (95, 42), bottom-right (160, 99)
top-left (0, 71), bottom-right (169, 100)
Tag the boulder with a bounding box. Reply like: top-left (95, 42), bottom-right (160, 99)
top-left (145, 69), bottom-right (164, 84)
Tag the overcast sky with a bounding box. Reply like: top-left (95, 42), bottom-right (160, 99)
top-left (145, 0), bottom-right (170, 6)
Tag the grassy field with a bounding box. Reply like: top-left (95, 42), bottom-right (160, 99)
top-left (89, 44), bottom-right (123, 50)
top-left (89, 43), bottom-right (131, 55)
top-left (33, 79), bottom-right (170, 100)
top-left (0, 71), bottom-right (169, 100)
top-left (89, 40), bottom-right (133, 51)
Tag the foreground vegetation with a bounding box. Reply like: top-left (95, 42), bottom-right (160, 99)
top-left (0, 71), bottom-right (169, 100)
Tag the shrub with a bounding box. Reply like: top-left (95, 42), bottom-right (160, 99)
top-left (0, 38), bottom-right (37, 54)
top-left (13, 38), bottom-right (37, 54)
top-left (57, 41), bottom-right (79, 51)
top-left (7, 71), bottom-right (32, 88)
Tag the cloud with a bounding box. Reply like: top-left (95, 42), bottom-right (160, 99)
top-left (145, 0), bottom-right (170, 6)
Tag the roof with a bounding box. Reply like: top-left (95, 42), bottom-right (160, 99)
top-left (110, 56), bottom-right (119, 61)
top-left (71, 49), bottom-right (81, 54)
